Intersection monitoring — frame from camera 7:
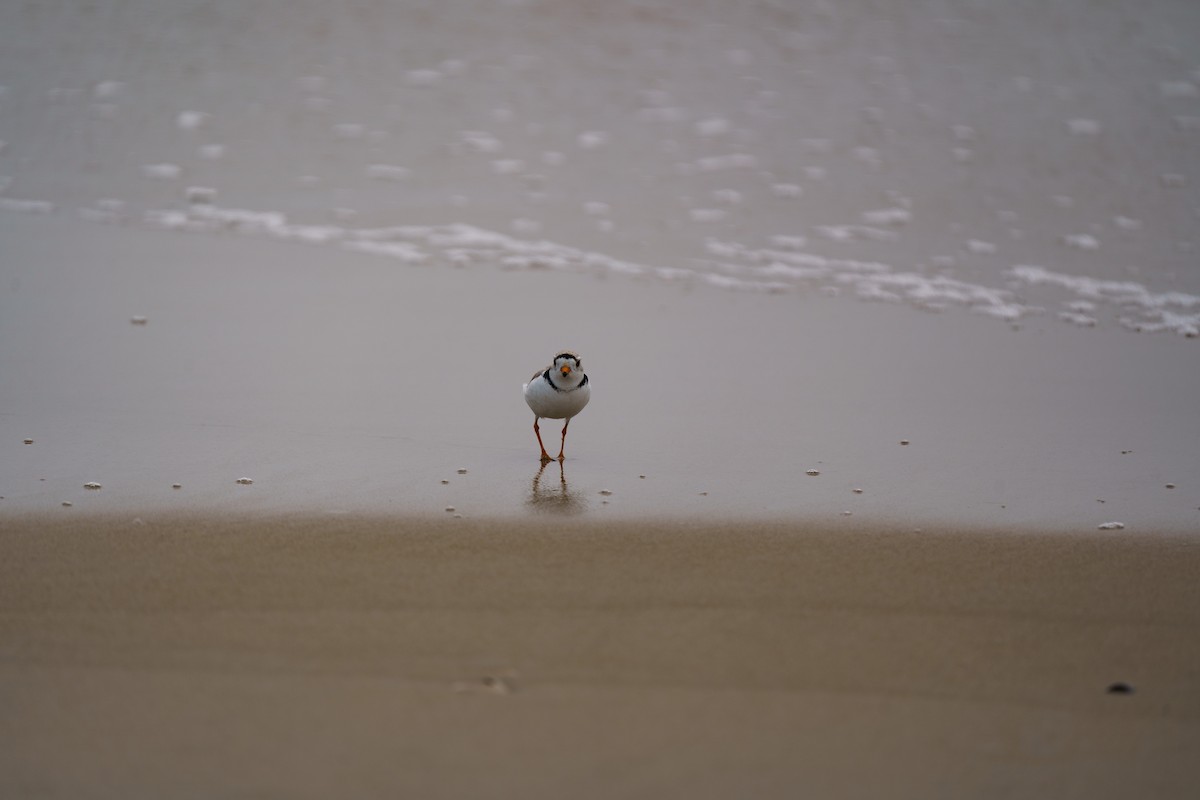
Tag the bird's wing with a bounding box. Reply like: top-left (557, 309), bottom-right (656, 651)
top-left (530, 367), bottom-right (548, 382)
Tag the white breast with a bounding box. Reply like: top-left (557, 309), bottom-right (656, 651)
top-left (524, 371), bottom-right (591, 420)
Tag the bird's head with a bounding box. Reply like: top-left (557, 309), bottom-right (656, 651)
top-left (552, 351), bottom-right (584, 384)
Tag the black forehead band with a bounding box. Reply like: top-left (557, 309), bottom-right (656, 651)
top-left (554, 353), bottom-right (580, 364)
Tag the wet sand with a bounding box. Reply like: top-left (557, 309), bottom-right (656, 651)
top-left (2, 214), bottom-right (1197, 529)
top-left (2, 512), bottom-right (1199, 799)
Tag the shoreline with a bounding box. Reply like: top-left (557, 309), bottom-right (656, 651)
top-left (3, 215), bottom-right (1197, 531)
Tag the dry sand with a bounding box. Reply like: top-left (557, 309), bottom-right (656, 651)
top-left (2, 513), bottom-right (1199, 799)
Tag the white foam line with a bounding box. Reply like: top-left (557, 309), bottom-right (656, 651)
top-left (125, 203), bottom-right (793, 293)
top-left (1119, 310), bottom-right (1200, 337)
top-left (76, 200), bottom-right (1199, 335)
top-left (1011, 265), bottom-right (1200, 336)
top-left (342, 240), bottom-right (427, 263)
top-left (708, 237), bottom-right (1037, 321)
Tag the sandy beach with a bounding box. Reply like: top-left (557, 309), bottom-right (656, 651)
top-left (3, 214), bottom-right (1198, 797)
top-left (3, 1), bottom-right (1200, 796)
top-left (3, 513), bottom-right (1199, 799)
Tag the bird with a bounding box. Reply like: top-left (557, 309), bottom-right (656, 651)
top-left (523, 350), bottom-right (590, 462)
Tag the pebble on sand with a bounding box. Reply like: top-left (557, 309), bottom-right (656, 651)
top-left (83, 482), bottom-right (102, 490)
top-left (23, 438), bottom-right (33, 444)
top-left (599, 489), bottom-right (613, 496)
top-left (806, 469), bottom-right (821, 476)
top-left (457, 468), bottom-right (468, 474)
top-left (130, 316), bottom-right (148, 325)
top-left (453, 675), bottom-right (514, 695)
top-left (235, 477), bottom-right (254, 485)
top-left (172, 483), bottom-right (182, 489)
top-left (1097, 521), bottom-right (1125, 530)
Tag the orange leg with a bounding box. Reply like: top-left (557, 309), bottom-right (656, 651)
top-left (533, 418), bottom-right (552, 462)
top-left (557, 417), bottom-right (571, 461)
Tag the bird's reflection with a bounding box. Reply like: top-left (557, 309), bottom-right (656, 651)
top-left (526, 460), bottom-right (588, 515)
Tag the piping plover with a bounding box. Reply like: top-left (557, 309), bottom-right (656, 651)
top-left (523, 350), bottom-right (590, 462)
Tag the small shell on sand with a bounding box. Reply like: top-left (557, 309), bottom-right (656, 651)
top-left (83, 482), bottom-right (102, 490)
top-left (235, 477), bottom-right (253, 485)
top-left (806, 469), bottom-right (820, 476)
top-left (599, 489), bottom-right (613, 496)
top-left (172, 483), bottom-right (182, 489)
top-left (1165, 483), bottom-right (1176, 489)
top-left (23, 438), bottom-right (33, 444)
top-left (440, 480), bottom-right (450, 485)
top-left (852, 488), bottom-right (864, 494)
top-left (1097, 521), bottom-right (1126, 530)
top-left (130, 316), bottom-right (148, 325)
top-left (62, 501), bottom-right (73, 507)
top-left (900, 440), bottom-right (911, 445)
top-left (457, 468), bottom-right (468, 475)
top-left (445, 506), bottom-right (456, 512)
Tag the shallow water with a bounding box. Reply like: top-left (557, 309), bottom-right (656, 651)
top-left (2, 0), bottom-right (1198, 333)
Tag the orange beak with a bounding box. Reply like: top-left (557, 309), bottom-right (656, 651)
top-left (560, 365), bottom-right (572, 376)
